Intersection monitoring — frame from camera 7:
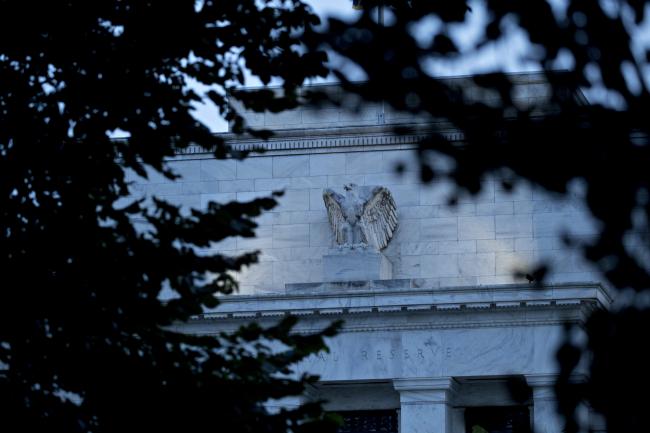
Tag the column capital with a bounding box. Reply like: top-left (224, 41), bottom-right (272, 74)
top-left (393, 377), bottom-right (459, 405)
top-left (393, 377), bottom-right (459, 392)
top-left (395, 378), bottom-right (456, 433)
top-left (525, 373), bottom-right (558, 388)
top-left (525, 373), bottom-right (588, 388)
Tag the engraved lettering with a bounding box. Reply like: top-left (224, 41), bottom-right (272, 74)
top-left (404, 349), bottom-right (410, 359)
top-left (361, 350), bottom-right (368, 360)
top-left (390, 350), bottom-right (396, 360)
top-left (418, 348), bottom-right (425, 359)
top-left (446, 347), bottom-right (452, 358)
top-left (376, 350), bottom-right (382, 360)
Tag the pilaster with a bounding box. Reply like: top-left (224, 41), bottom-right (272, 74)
top-left (526, 374), bottom-right (562, 433)
top-left (393, 378), bottom-right (459, 433)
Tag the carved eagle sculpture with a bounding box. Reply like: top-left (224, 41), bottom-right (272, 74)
top-left (323, 184), bottom-right (398, 251)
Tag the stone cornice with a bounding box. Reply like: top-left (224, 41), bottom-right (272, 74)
top-left (192, 282), bottom-right (609, 324)
top-left (204, 301), bottom-right (594, 321)
top-left (184, 315), bottom-right (589, 337)
top-left (219, 281), bottom-right (611, 303)
top-left (172, 124), bottom-right (463, 157)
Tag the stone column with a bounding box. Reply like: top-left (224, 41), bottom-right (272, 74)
top-left (526, 374), bottom-right (563, 433)
top-left (393, 378), bottom-right (459, 433)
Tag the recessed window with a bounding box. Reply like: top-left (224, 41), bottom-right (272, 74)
top-left (337, 409), bottom-right (398, 433)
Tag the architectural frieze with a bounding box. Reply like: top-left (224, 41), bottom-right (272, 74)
top-left (172, 126), bottom-right (464, 156)
top-left (192, 282), bottom-right (607, 324)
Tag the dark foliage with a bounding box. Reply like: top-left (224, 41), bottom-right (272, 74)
top-left (311, 1), bottom-right (650, 432)
top-left (2, 1), bottom-right (648, 432)
top-left (0, 1), bottom-right (339, 432)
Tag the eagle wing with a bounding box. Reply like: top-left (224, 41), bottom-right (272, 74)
top-left (360, 186), bottom-right (398, 250)
top-left (323, 189), bottom-right (346, 245)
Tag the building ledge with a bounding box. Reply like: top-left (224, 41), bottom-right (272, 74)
top-left (195, 281), bottom-right (610, 322)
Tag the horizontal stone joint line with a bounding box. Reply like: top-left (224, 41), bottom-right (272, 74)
top-left (171, 132), bottom-right (448, 155)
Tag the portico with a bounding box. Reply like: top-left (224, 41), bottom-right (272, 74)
top-left (180, 280), bottom-right (608, 433)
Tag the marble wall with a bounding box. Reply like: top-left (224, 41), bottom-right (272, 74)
top-left (126, 77), bottom-right (602, 294)
top-left (128, 144), bottom-right (602, 294)
top-left (152, 77), bottom-right (603, 433)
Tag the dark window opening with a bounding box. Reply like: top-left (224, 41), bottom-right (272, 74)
top-left (336, 409), bottom-right (398, 433)
top-left (464, 406), bottom-right (531, 433)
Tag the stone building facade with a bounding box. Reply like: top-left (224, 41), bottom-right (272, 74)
top-left (130, 76), bottom-right (609, 433)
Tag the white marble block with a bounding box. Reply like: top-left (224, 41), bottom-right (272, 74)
top-left (323, 248), bottom-right (393, 282)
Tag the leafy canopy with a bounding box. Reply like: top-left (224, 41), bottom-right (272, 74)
top-left (3, 0), bottom-right (650, 432)
top-left (312, 1), bottom-right (650, 433)
top-left (0, 1), bottom-right (337, 432)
